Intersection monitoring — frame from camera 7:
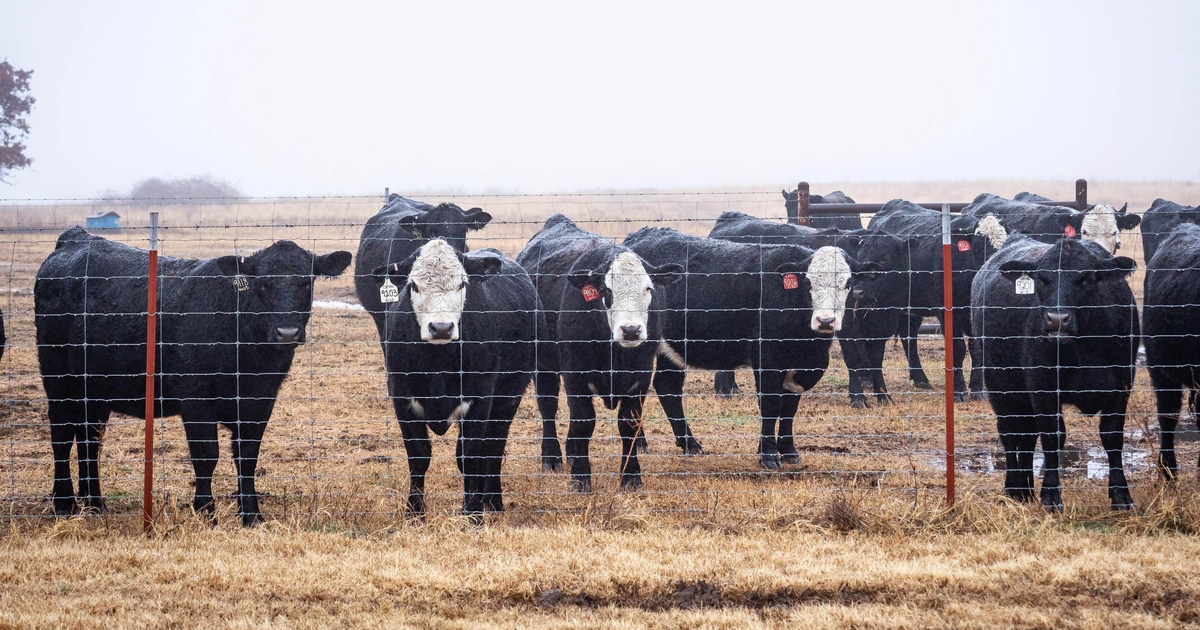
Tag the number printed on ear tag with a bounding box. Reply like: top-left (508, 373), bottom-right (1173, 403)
top-left (582, 284), bottom-right (600, 302)
top-left (782, 273), bottom-right (799, 290)
top-left (379, 278), bottom-right (400, 303)
top-left (232, 276), bottom-right (249, 292)
top-left (1015, 274), bottom-right (1034, 295)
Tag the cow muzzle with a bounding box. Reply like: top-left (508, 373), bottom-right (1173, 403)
top-left (270, 326), bottom-right (303, 344)
top-left (427, 321), bottom-right (456, 344)
top-left (813, 315), bottom-right (838, 334)
top-left (618, 323), bottom-right (645, 347)
top-left (1044, 311), bottom-right (1074, 339)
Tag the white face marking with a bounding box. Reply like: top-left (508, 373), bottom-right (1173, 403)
top-left (974, 214), bottom-right (1008, 249)
top-left (1080, 205), bottom-right (1121, 254)
top-left (604, 252), bottom-right (654, 348)
top-left (407, 240), bottom-right (468, 344)
top-left (807, 246), bottom-right (852, 333)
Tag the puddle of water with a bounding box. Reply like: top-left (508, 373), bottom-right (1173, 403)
top-left (313, 299), bottom-right (364, 311)
top-left (927, 434), bottom-right (1154, 480)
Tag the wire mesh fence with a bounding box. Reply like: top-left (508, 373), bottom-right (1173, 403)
top-left (0, 188), bottom-right (1192, 531)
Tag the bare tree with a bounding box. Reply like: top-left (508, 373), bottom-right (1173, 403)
top-left (110, 174), bottom-right (245, 200)
top-left (0, 60), bottom-right (35, 184)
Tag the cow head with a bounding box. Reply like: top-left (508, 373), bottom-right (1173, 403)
top-left (568, 251), bottom-right (683, 348)
top-left (775, 246), bottom-right (881, 334)
top-left (374, 239), bottom-right (502, 344)
top-left (397, 203), bottom-right (492, 253)
top-left (998, 239), bottom-right (1135, 341)
top-left (845, 233), bottom-right (909, 313)
top-left (215, 241), bottom-right (352, 345)
top-left (1079, 203), bottom-right (1138, 254)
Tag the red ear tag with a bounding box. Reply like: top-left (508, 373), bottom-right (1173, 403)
top-left (1064, 224), bottom-right (1077, 238)
top-left (582, 284), bottom-right (600, 302)
top-left (782, 273), bottom-right (799, 290)
top-left (957, 239), bottom-right (971, 252)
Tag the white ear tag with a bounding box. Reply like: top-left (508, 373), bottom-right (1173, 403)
top-left (1015, 274), bottom-right (1034, 295)
top-left (379, 278), bottom-right (400, 303)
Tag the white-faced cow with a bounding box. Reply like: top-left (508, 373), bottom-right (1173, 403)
top-left (623, 227), bottom-right (877, 469)
top-left (972, 234), bottom-right (1138, 510)
top-left (374, 239), bottom-right (541, 518)
top-left (35, 227), bottom-right (352, 525)
top-left (517, 215), bottom-right (685, 492)
top-left (1143, 223), bottom-right (1200, 481)
top-left (354, 194), bottom-right (492, 341)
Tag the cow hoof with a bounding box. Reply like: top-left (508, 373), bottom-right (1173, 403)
top-left (953, 392), bottom-right (969, 403)
top-left (677, 437), bottom-right (703, 455)
top-left (1040, 493), bottom-right (1064, 513)
top-left (620, 474), bottom-right (644, 491)
top-left (542, 456), bottom-right (563, 473)
top-left (1110, 488), bottom-right (1134, 510)
top-left (636, 435), bottom-right (650, 454)
top-left (1157, 453), bottom-right (1178, 481)
top-left (912, 380), bottom-right (933, 390)
top-left (53, 498), bottom-right (80, 517)
top-left (569, 477), bottom-right (593, 494)
top-left (781, 453), bottom-right (801, 465)
top-left (969, 391), bottom-right (987, 402)
top-left (875, 394), bottom-right (893, 406)
top-left (463, 512), bottom-right (485, 527)
top-left (850, 397), bottom-right (868, 409)
top-left (240, 513), bottom-right (264, 528)
top-left (760, 453), bottom-right (782, 470)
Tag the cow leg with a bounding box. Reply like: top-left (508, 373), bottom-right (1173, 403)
top-left (181, 417), bottom-right (220, 522)
top-left (652, 366), bottom-right (702, 454)
top-left (536, 370), bottom-right (563, 472)
top-left (1155, 386), bottom-right (1182, 480)
top-left (952, 330), bottom-right (969, 403)
top-left (997, 408), bottom-right (1037, 503)
top-left (397, 417), bottom-right (432, 518)
top-left (840, 337), bottom-right (869, 408)
top-left (458, 397), bottom-right (496, 520)
top-left (776, 393), bottom-right (803, 465)
top-left (76, 407), bottom-right (109, 513)
top-left (484, 396), bottom-right (520, 513)
top-left (616, 395), bottom-right (646, 490)
top-left (563, 383), bottom-right (598, 494)
top-left (714, 371), bottom-right (741, 397)
top-left (755, 369), bottom-right (782, 470)
top-left (866, 336), bottom-right (892, 405)
top-left (903, 314), bottom-right (932, 389)
top-left (228, 420), bottom-right (268, 526)
top-left (1035, 407), bottom-right (1065, 512)
top-left (967, 335), bottom-right (986, 401)
top-left (1099, 400), bottom-right (1133, 510)
top-left (47, 401), bottom-right (80, 516)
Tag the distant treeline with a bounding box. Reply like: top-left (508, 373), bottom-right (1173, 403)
top-left (101, 175), bottom-right (244, 200)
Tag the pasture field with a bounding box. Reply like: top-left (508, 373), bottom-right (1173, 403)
top-left (2, 180), bottom-right (1200, 627)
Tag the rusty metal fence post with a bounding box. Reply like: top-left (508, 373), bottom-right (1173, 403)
top-left (142, 212), bottom-right (159, 534)
top-left (941, 203), bottom-right (956, 507)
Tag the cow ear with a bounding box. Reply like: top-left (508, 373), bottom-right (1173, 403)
top-left (314, 251), bottom-right (352, 277)
top-left (1101, 256), bottom-right (1137, 278)
top-left (568, 270), bottom-right (603, 289)
top-left (372, 251), bottom-right (419, 287)
top-left (215, 255), bottom-right (256, 277)
top-left (463, 255), bottom-right (503, 278)
top-left (775, 258), bottom-right (811, 275)
top-left (397, 215), bottom-right (424, 238)
top-left (463, 208), bottom-right (493, 231)
top-left (1116, 206), bottom-right (1141, 230)
top-left (999, 260), bottom-right (1039, 282)
top-left (1058, 213), bottom-right (1084, 237)
top-left (781, 190), bottom-right (789, 199)
top-left (647, 262), bottom-right (684, 286)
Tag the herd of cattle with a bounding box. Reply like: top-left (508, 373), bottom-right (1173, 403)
top-left (6, 191), bottom-right (1200, 523)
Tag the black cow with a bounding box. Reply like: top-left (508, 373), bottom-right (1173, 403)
top-left (707, 211), bottom-right (903, 407)
top-left (517, 215), bottom-right (687, 492)
top-left (783, 188), bottom-right (863, 230)
top-left (354, 194), bottom-right (492, 340)
top-left (624, 227), bottom-right (875, 469)
top-left (972, 234), bottom-right (1138, 510)
top-left (866, 200), bottom-right (1003, 400)
top-left (970, 192), bottom-right (1138, 256)
top-left (1143, 223), bottom-right (1200, 480)
top-left (1141, 198), bottom-right (1198, 264)
top-left (0, 306), bottom-right (5, 365)
top-left (35, 227), bottom-right (352, 524)
top-left (374, 240), bottom-right (539, 517)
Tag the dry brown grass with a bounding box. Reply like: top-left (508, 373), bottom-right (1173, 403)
top-left (2, 182), bottom-right (1200, 627)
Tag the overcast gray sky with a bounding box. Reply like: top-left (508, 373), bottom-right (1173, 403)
top-left (2, 1), bottom-right (1198, 199)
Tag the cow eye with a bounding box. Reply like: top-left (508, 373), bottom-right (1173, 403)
top-left (644, 286), bottom-right (653, 294)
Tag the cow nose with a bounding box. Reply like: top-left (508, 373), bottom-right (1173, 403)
top-left (274, 326), bottom-right (301, 343)
top-left (428, 321), bottom-right (455, 340)
top-left (1044, 312), bottom-right (1071, 332)
top-left (620, 324), bottom-right (643, 341)
top-left (816, 316), bottom-right (836, 330)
